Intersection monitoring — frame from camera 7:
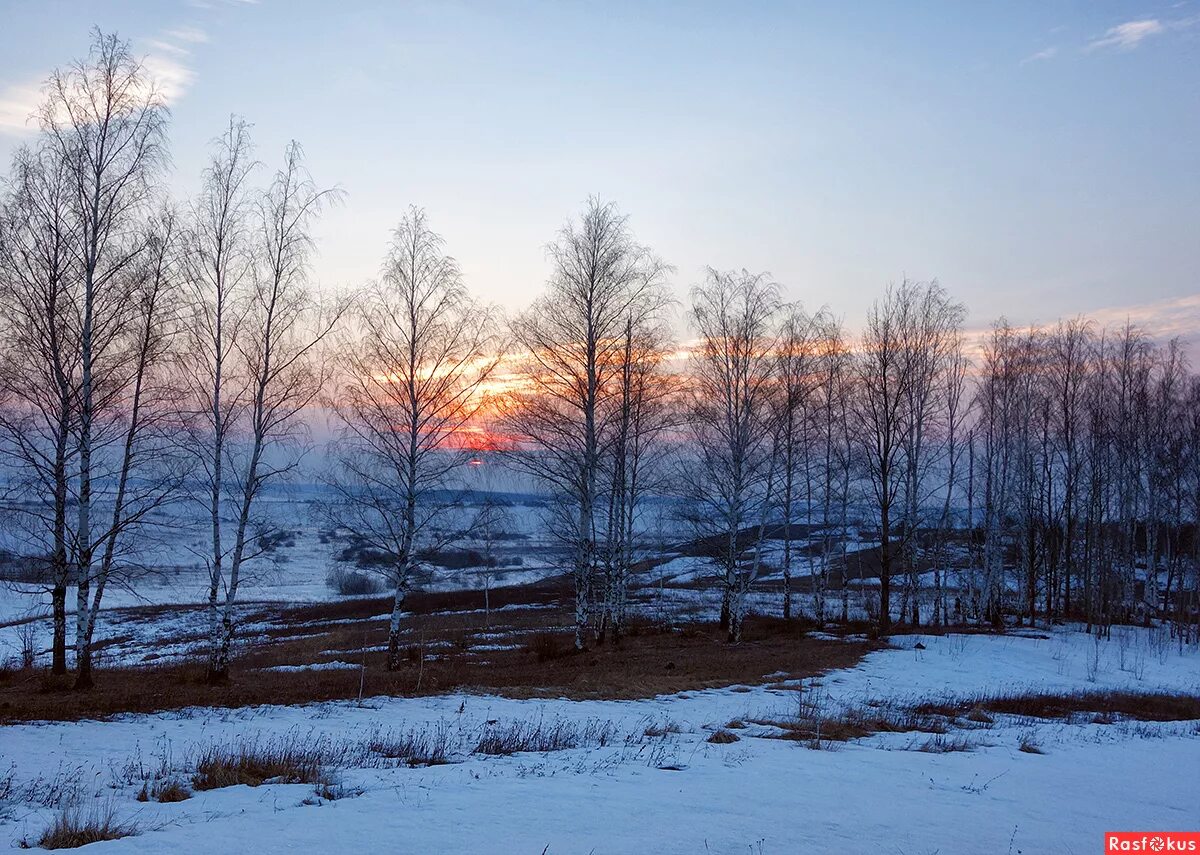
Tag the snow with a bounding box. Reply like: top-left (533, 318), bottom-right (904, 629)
top-left (1, 627), bottom-right (1196, 853)
top-left (262, 661), bottom-right (359, 673)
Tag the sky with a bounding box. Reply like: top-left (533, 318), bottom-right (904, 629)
top-left (0, 0), bottom-right (1197, 339)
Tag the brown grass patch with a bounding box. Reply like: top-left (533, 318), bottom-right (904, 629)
top-left (136, 778), bottom-right (191, 803)
top-left (915, 690), bottom-right (1200, 723)
top-left (20, 806), bottom-right (137, 849)
top-left (707, 729), bottom-right (740, 744)
top-left (191, 738), bottom-right (328, 790)
top-left (754, 698), bottom-right (948, 744)
top-left (0, 610), bottom-right (875, 722)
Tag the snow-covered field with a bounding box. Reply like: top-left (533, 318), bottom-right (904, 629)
top-left (2, 627), bottom-right (1196, 853)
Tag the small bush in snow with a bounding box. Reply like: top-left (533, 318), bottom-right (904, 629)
top-left (326, 565), bottom-right (384, 596)
top-left (136, 777), bottom-right (191, 803)
top-left (310, 777), bottom-right (363, 802)
top-left (21, 804), bottom-right (137, 849)
top-left (1018, 733), bottom-right (1045, 754)
top-left (707, 729), bottom-right (740, 744)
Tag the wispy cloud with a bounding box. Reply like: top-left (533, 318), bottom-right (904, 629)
top-left (1087, 293), bottom-right (1200, 341)
top-left (166, 26), bottom-right (209, 44)
top-left (1020, 46), bottom-right (1058, 65)
top-left (0, 79), bottom-right (44, 136)
top-left (141, 48), bottom-right (198, 105)
top-left (0, 19), bottom-right (218, 138)
top-left (1086, 18), bottom-right (1166, 51)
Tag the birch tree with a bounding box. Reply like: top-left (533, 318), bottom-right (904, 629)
top-left (183, 118), bottom-right (256, 683)
top-left (187, 127), bottom-right (342, 682)
top-left (0, 143), bottom-right (81, 675)
top-left (327, 207), bottom-right (499, 670)
top-left (73, 208), bottom-right (185, 687)
top-left (682, 268), bottom-right (781, 642)
top-left (506, 198), bottom-right (668, 649)
top-left (39, 30), bottom-right (168, 681)
top-left (596, 309), bottom-right (676, 643)
top-left (773, 305), bottom-right (822, 620)
top-left (853, 284), bottom-right (913, 633)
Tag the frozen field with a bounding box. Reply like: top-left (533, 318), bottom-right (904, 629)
top-left (1, 627), bottom-right (1196, 854)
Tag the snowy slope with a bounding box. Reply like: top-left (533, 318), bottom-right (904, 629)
top-left (1, 627), bottom-right (1196, 853)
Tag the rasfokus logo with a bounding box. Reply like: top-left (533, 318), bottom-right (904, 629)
top-left (1106, 833), bottom-right (1200, 852)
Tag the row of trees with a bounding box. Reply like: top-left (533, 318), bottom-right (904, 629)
top-left (497, 207), bottom-right (1200, 647)
top-left (0, 33), bottom-right (342, 685)
top-left (973, 320), bottom-right (1200, 636)
top-left (2, 33), bottom-right (1197, 690)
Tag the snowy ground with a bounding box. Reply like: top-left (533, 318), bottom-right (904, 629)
top-left (2, 627), bottom-right (1196, 853)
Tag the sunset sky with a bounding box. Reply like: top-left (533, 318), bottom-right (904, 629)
top-left (1, 0), bottom-right (1197, 340)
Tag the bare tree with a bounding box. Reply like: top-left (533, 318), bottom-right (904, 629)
top-left (682, 268), bottom-right (781, 642)
top-left (895, 282), bottom-right (965, 626)
top-left (39, 30), bottom-right (168, 681)
top-left (182, 117), bottom-right (256, 682)
top-left (327, 207), bottom-right (499, 670)
top-left (74, 208), bottom-right (186, 687)
top-left (853, 283), bottom-right (913, 633)
top-left (506, 198), bottom-right (668, 649)
top-left (0, 143), bottom-right (81, 675)
top-left (596, 309), bottom-right (676, 643)
top-left (773, 305), bottom-right (822, 620)
top-left (185, 127), bottom-right (342, 682)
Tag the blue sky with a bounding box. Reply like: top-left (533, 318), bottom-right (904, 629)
top-left (1, 0), bottom-right (1197, 335)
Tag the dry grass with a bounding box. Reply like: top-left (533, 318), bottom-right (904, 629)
top-left (754, 699), bottom-right (948, 744)
top-left (365, 723), bottom-right (452, 767)
top-left (191, 738), bottom-right (328, 790)
top-left (0, 602), bottom-right (876, 722)
top-left (136, 777), bottom-right (191, 803)
top-left (20, 806), bottom-right (137, 849)
top-left (707, 729), bottom-right (740, 744)
top-left (473, 718), bottom-right (617, 756)
top-left (643, 721), bottom-right (682, 737)
top-left (915, 690), bottom-right (1200, 723)
top-left (1018, 733), bottom-right (1045, 754)
top-left (916, 733), bottom-right (974, 753)
top-left (965, 705), bottom-right (994, 724)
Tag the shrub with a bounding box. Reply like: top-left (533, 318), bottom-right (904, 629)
top-left (1018, 733), bottom-right (1044, 754)
top-left (137, 778), bottom-right (191, 803)
top-left (525, 632), bottom-right (568, 663)
top-left (21, 805), bottom-right (137, 849)
top-left (326, 565), bottom-right (384, 596)
top-left (643, 721), bottom-right (682, 737)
